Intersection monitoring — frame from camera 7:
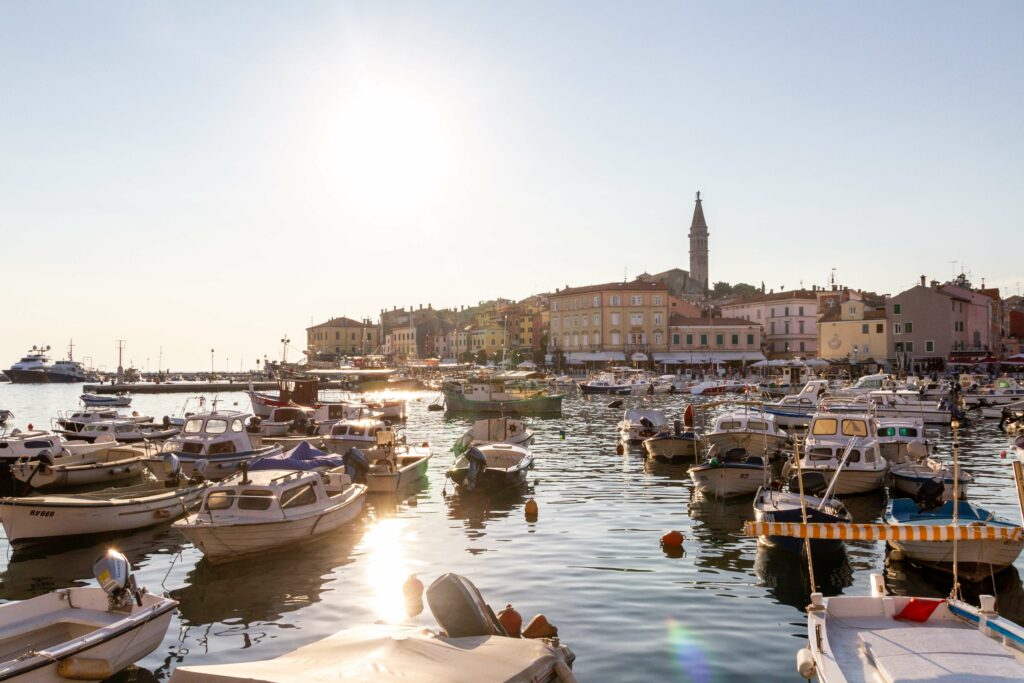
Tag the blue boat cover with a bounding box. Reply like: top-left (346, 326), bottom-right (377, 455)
top-left (249, 441), bottom-right (345, 471)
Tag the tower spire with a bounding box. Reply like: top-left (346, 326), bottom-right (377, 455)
top-left (688, 190), bottom-right (709, 291)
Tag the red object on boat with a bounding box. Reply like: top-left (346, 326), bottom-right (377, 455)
top-left (895, 598), bottom-right (944, 622)
top-left (683, 404), bottom-right (694, 427)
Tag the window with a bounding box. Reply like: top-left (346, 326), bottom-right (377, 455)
top-left (653, 331), bottom-right (663, 344)
top-left (757, 310), bottom-right (761, 320)
top-left (610, 295), bottom-right (620, 306)
top-left (785, 306), bottom-right (790, 316)
top-left (686, 334), bottom-right (693, 345)
top-left (893, 323), bottom-right (902, 335)
top-left (926, 340), bottom-right (934, 352)
top-left (895, 342), bottom-right (904, 352)
top-left (204, 491), bottom-right (236, 511)
top-left (905, 322), bottom-right (913, 333)
top-left (798, 321), bottom-right (804, 334)
top-left (905, 341), bottom-right (914, 352)
top-left (799, 341), bottom-right (806, 352)
top-left (653, 313), bottom-right (662, 325)
top-left (716, 334), bottom-right (724, 345)
top-left (876, 323), bottom-right (883, 334)
top-left (581, 316), bottom-right (588, 328)
top-left (800, 306), bottom-right (805, 316)
top-left (770, 321), bottom-right (776, 335)
top-left (841, 419), bottom-right (868, 437)
top-left (562, 333), bottom-right (569, 347)
top-left (672, 333), bottom-right (681, 345)
top-left (784, 321), bottom-right (790, 334)
top-left (747, 334), bottom-right (754, 345)
top-left (238, 490), bottom-right (275, 510)
top-left (610, 332), bottom-right (621, 345)
top-left (630, 295), bottom-right (642, 305)
top-left (610, 312), bottom-right (621, 325)
top-left (630, 313), bottom-right (644, 325)
top-left (553, 302), bottom-right (559, 312)
top-left (593, 295), bottom-right (600, 307)
top-left (592, 314), bottom-right (599, 327)
top-left (206, 419), bottom-right (228, 434)
top-left (653, 295), bottom-right (662, 305)
top-left (183, 418), bottom-right (204, 434)
top-left (700, 333), bottom-right (708, 345)
top-left (731, 334), bottom-right (739, 345)
top-left (281, 483), bottom-right (318, 508)
top-left (231, 419), bottom-right (243, 432)
top-left (893, 304), bottom-right (901, 315)
top-left (862, 324), bottom-right (869, 334)
top-left (811, 418), bottom-right (838, 436)
top-left (572, 333), bottom-right (578, 347)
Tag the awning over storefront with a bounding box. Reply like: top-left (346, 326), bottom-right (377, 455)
top-left (630, 352), bottom-right (649, 362)
top-left (567, 351), bottom-right (627, 363)
top-left (653, 351), bottom-right (766, 364)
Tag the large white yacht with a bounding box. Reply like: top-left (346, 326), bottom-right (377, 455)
top-left (6, 344), bottom-right (90, 383)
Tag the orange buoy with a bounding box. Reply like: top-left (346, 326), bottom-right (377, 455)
top-left (403, 574), bottom-right (423, 599)
top-left (522, 614), bottom-right (558, 639)
top-left (27, 423), bottom-right (33, 431)
top-left (616, 443), bottom-right (625, 455)
top-left (497, 604), bottom-right (523, 637)
top-left (525, 498), bottom-right (539, 520)
top-left (661, 530), bottom-right (685, 547)
top-left (683, 404), bottom-right (694, 427)
top-left (1001, 450), bottom-right (1008, 459)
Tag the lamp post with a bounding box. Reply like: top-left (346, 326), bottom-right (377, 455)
top-left (210, 349), bottom-right (215, 378)
top-left (281, 335), bottom-right (290, 364)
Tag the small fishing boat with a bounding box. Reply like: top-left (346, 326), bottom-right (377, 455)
top-left (764, 379), bottom-right (829, 429)
top-left (980, 398), bottom-right (1024, 419)
top-left (962, 375), bottom-right (1024, 407)
top-left (168, 572), bottom-right (575, 683)
top-left (251, 406), bottom-right (319, 437)
top-left (876, 418), bottom-right (971, 500)
top-left (703, 410), bottom-right (789, 455)
top-left (690, 379), bottom-right (729, 395)
top-left (578, 373), bottom-right (631, 395)
top-left (642, 427), bottom-right (699, 464)
top-left (795, 409), bottom-right (888, 495)
top-left (10, 443), bottom-right (157, 491)
top-left (0, 430), bottom-right (118, 490)
top-left (55, 407), bottom-right (153, 434)
top-left (158, 410), bottom-right (284, 480)
top-left (0, 463), bottom-right (209, 546)
top-left (81, 393), bottom-right (132, 407)
top-left (866, 390), bottom-right (956, 425)
top-left (885, 496), bottom-right (1024, 580)
top-left (455, 417), bottom-right (534, 451)
top-left (173, 467), bottom-right (367, 564)
top-left (73, 419), bottom-right (179, 444)
top-left (690, 445), bottom-right (766, 499)
top-left (322, 418), bottom-right (391, 453)
top-left (335, 429), bottom-right (432, 493)
top-left (752, 473), bottom-right (852, 553)
top-left (0, 550), bottom-right (177, 682)
top-left (443, 379), bottom-right (563, 415)
top-left (617, 408), bottom-right (667, 445)
top-left (446, 444), bottom-right (533, 492)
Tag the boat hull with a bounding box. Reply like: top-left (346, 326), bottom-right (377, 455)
top-left (366, 455), bottom-right (430, 493)
top-left (753, 488), bottom-right (850, 554)
top-left (442, 391), bottom-right (563, 415)
top-left (578, 384), bottom-right (630, 395)
top-left (643, 435), bottom-right (698, 463)
top-left (4, 369), bottom-right (83, 384)
top-left (799, 465), bottom-right (886, 495)
top-left (690, 463), bottom-right (763, 498)
top-left (174, 445), bottom-right (284, 480)
top-left (704, 432), bottom-right (788, 454)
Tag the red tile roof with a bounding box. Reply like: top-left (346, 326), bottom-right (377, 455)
top-left (669, 314), bottom-right (756, 327)
top-left (552, 280), bottom-right (668, 296)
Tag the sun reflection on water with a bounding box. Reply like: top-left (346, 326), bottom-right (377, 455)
top-left (362, 518), bottom-right (414, 624)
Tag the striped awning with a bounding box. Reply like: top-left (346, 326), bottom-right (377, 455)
top-left (743, 521), bottom-right (1023, 542)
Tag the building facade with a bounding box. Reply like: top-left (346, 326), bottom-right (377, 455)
top-left (720, 290), bottom-right (818, 358)
top-left (662, 315), bottom-right (764, 363)
top-left (306, 317), bottom-right (380, 359)
top-left (816, 301), bottom-right (888, 362)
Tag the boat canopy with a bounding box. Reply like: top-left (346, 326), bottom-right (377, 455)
top-left (744, 521), bottom-right (1022, 542)
top-left (250, 441), bottom-right (344, 472)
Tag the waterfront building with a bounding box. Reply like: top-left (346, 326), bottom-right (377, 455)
top-left (720, 289), bottom-right (818, 358)
top-left (658, 314), bottom-right (764, 365)
top-left (306, 317), bottom-right (380, 360)
top-left (816, 300), bottom-right (888, 362)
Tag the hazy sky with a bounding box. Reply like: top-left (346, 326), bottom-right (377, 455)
top-left (2, 1), bottom-right (1021, 370)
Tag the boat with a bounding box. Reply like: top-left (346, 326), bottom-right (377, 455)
top-left (962, 375), bottom-right (1024, 407)
top-left (703, 410), bottom-right (790, 455)
top-left (0, 463), bottom-right (209, 546)
top-left (995, 402), bottom-right (1024, 433)
top-left (55, 407), bottom-right (153, 434)
top-left (0, 550), bottom-right (177, 681)
top-left (247, 379), bottom-right (369, 420)
top-left (339, 430), bottom-right (432, 493)
top-left (764, 379), bottom-right (830, 429)
top-left (446, 443), bottom-right (533, 492)
top-left (10, 443), bottom-right (158, 491)
top-left (443, 379), bottom-right (563, 415)
top-left (322, 418), bottom-right (391, 453)
top-left (865, 390), bottom-right (955, 425)
top-left (799, 572), bottom-right (1024, 682)
top-left (578, 373), bottom-right (632, 395)
top-left (690, 445), bottom-right (767, 498)
top-left (80, 393), bottom-right (132, 408)
top-left (167, 572), bottom-right (574, 683)
top-left (173, 466), bottom-right (367, 564)
top-left (752, 472), bottom-right (852, 554)
top-left (5, 344), bottom-right (90, 383)
top-left (73, 419), bottom-right (179, 444)
top-left (363, 397), bottom-right (408, 421)
top-left (885, 496), bottom-right (1024, 581)
top-left (455, 417), bottom-right (534, 451)
top-left (0, 429), bottom-right (118, 489)
top-left (0, 410), bottom-right (11, 427)
top-left (251, 406), bottom-right (319, 437)
top-left (880, 418), bottom-right (971, 500)
top-left (642, 427), bottom-right (699, 464)
top-left (980, 398), bottom-right (1024, 419)
top-left (157, 410), bottom-right (284, 480)
top-left (617, 408), bottom-right (668, 445)
top-left (795, 407), bottom-right (888, 495)
top-left (690, 379), bottom-right (729, 395)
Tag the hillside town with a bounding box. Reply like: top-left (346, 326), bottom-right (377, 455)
top-left (306, 193), bottom-right (1024, 376)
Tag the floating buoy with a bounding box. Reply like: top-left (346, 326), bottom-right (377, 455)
top-left (1001, 450), bottom-right (1008, 459)
top-left (608, 399), bottom-right (624, 409)
top-left (497, 604), bottom-right (523, 637)
top-left (559, 429), bottom-right (566, 440)
top-left (525, 498), bottom-right (538, 520)
top-left (522, 614), bottom-right (558, 639)
top-left (421, 442), bottom-right (430, 448)
top-left (403, 574), bottom-right (424, 599)
top-left (661, 530), bottom-right (685, 547)
top-left (616, 443), bottom-right (625, 455)
top-left (27, 423), bottom-right (33, 431)
top-left (683, 404), bottom-right (694, 427)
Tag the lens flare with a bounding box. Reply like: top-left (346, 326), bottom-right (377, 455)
top-left (666, 618), bottom-right (712, 683)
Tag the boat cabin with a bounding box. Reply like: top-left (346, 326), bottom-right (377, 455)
top-left (848, 373), bottom-right (894, 393)
top-left (196, 469), bottom-right (351, 520)
top-left (327, 419), bottom-right (389, 442)
top-left (711, 412), bottom-right (779, 435)
top-left (161, 411), bottom-right (258, 457)
top-left (0, 431), bottom-right (72, 461)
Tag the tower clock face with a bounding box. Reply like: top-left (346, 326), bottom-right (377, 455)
top-left (828, 334), bottom-right (842, 350)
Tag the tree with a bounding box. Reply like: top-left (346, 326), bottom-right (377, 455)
top-left (712, 281), bottom-right (733, 298)
top-left (459, 351), bottom-right (474, 364)
top-left (732, 283), bottom-right (759, 298)
top-left (476, 349), bottom-right (488, 365)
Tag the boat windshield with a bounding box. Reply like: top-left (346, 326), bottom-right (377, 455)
top-left (206, 419), bottom-right (228, 435)
top-left (184, 418), bottom-right (204, 434)
top-left (841, 420), bottom-right (868, 437)
top-left (205, 490), bottom-right (235, 510)
top-left (811, 418), bottom-right (838, 436)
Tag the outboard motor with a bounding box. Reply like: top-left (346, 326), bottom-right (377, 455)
top-left (343, 447), bottom-right (369, 484)
top-left (426, 572), bottom-right (505, 637)
top-left (162, 415), bottom-right (172, 429)
top-left (162, 454), bottom-right (181, 487)
top-left (465, 447), bottom-right (488, 492)
top-left (673, 420), bottom-right (683, 437)
top-left (290, 416), bottom-right (308, 434)
top-left (246, 416), bottom-right (261, 434)
top-left (639, 417), bottom-right (655, 431)
top-left (790, 471), bottom-right (829, 497)
top-left (914, 478), bottom-right (945, 512)
top-left (92, 549), bottom-right (143, 611)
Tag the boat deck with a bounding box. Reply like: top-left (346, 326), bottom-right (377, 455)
top-left (0, 608), bottom-right (122, 661)
top-left (827, 614), bottom-right (1024, 683)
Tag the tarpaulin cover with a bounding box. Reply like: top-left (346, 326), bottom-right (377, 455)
top-left (249, 441), bottom-right (345, 471)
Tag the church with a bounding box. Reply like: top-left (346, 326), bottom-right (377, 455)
top-left (639, 192), bottom-right (710, 300)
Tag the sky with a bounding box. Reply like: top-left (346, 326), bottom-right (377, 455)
top-left (1, 1), bottom-right (1022, 370)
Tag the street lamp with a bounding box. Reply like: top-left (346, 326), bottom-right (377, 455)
top-left (281, 335), bottom-right (290, 364)
top-left (210, 349), bottom-right (215, 377)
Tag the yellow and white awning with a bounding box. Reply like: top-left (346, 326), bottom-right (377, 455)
top-left (743, 522), bottom-right (1023, 542)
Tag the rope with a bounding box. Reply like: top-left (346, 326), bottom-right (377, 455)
top-left (950, 421), bottom-right (962, 602)
top-left (793, 437), bottom-right (817, 595)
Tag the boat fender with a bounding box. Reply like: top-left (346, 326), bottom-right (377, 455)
top-left (683, 404), bottom-right (694, 427)
top-left (465, 447), bottom-right (487, 491)
top-left (343, 448), bottom-right (369, 484)
top-left (403, 574), bottom-right (425, 617)
top-left (522, 614), bottom-right (558, 639)
top-left (796, 647), bottom-right (815, 679)
top-left (525, 498), bottom-right (538, 521)
top-left (497, 604), bottom-right (523, 637)
top-left (57, 657), bottom-right (114, 680)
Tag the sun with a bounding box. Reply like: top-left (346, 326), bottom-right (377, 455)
top-left (322, 84), bottom-right (452, 223)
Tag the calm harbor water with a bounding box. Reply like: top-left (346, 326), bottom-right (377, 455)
top-left (1, 383), bottom-right (1022, 681)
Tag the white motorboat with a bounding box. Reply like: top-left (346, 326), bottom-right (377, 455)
top-left (173, 467), bottom-right (367, 564)
top-left (446, 443), bottom-right (533, 492)
top-left (456, 417), bottom-right (534, 451)
top-left (81, 393), bottom-right (132, 407)
top-left (689, 445), bottom-right (767, 498)
top-left (252, 406), bottom-right (319, 437)
top-left (617, 408), bottom-right (668, 445)
top-left (247, 379), bottom-right (370, 420)
top-left (158, 410), bottom-right (284, 480)
top-left (322, 418), bottom-right (391, 454)
top-left (0, 550), bottom-right (177, 682)
top-left (751, 475), bottom-right (852, 554)
top-left (795, 408), bottom-right (888, 495)
top-left (578, 373), bottom-right (631, 395)
top-left (0, 465), bottom-right (209, 546)
top-left (169, 572), bottom-right (574, 683)
top-left (962, 375), bottom-right (1024, 407)
top-left (55, 407), bottom-right (153, 434)
top-left (801, 573), bottom-right (1024, 682)
top-left (980, 399), bottom-right (1024, 419)
top-left (6, 344), bottom-right (91, 384)
top-left (643, 428), bottom-right (699, 464)
top-left (0, 430), bottom-right (118, 489)
top-left (10, 443), bottom-right (158, 491)
top-left (363, 397), bottom-right (408, 421)
top-left (703, 410), bottom-right (789, 455)
top-left (339, 430), bottom-right (432, 493)
top-left (764, 379), bottom-right (830, 429)
top-left (74, 419), bottom-right (179, 444)
top-left (865, 390), bottom-right (955, 425)
top-left (878, 418), bottom-right (971, 500)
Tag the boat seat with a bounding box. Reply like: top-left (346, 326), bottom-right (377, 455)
top-left (858, 625), bottom-right (1024, 682)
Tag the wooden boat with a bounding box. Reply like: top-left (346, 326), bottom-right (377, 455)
top-left (173, 467), bottom-right (366, 564)
top-left (0, 550), bottom-right (177, 682)
top-left (80, 393), bottom-right (132, 407)
top-left (10, 443), bottom-right (158, 491)
top-left (617, 409), bottom-right (667, 445)
top-left (158, 410), bottom-right (284, 480)
top-left (446, 444), bottom-right (533, 492)
top-left (689, 446), bottom-right (766, 499)
top-left (795, 409), bottom-right (888, 495)
top-left (0, 471), bottom-right (210, 546)
top-left (642, 430), bottom-right (698, 464)
top-left (443, 379), bottom-right (562, 415)
top-left (455, 417), bottom-right (534, 451)
top-left (752, 474), bottom-right (852, 554)
top-left (73, 419), bottom-right (178, 444)
top-left (885, 497), bottom-right (1024, 580)
top-left (703, 411), bottom-right (789, 455)
top-left (169, 572), bottom-right (574, 683)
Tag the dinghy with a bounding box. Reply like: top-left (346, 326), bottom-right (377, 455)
top-left (10, 443), bottom-right (157, 491)
top-left (80, 393), bottom-right (132, 407)
top-left (617, 409), bottom-right (668, 445)
top-left (690, 445), bottom-right (766, 499)
top-left (446, 444), bottom-right (533, 492)
top-left (173, 466), bottom-right (367, 564)
top-left (0, 550), bottom-right (177, 682)
top-left (455, 417), bottom-right (534, 451)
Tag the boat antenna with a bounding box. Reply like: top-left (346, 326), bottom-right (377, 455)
top-left (792, 437), bottom-right (818, 595)
top-left (949, 418), bottom-right (962, 602)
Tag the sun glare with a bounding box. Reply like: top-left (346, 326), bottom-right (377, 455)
top-left (323, 85), bottom-right (452, 223)
top-left (363, 518), bottom-right (413, 623)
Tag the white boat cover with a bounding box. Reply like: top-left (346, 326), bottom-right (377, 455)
top-left (170, 625), bottom-right (572, 683)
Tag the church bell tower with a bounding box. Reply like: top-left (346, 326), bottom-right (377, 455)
top-left (688, 191), bottom-right (709, 291)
